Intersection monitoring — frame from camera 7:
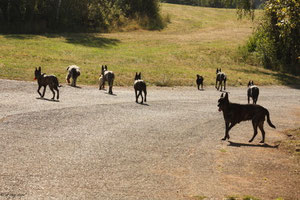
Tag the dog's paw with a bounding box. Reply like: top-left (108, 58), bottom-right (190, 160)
top-left (259, 140), bottom-right (265, 144)
top-left (248, 139), bottom-right (253, 143)
top-left (221, 138), bottom-right (226, 141)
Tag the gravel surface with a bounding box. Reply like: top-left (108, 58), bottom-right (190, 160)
top-left (0, 79), bottom-right (299, 199)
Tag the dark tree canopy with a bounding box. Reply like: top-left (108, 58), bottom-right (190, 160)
top-left (0, 0), bottom-right (164, 33)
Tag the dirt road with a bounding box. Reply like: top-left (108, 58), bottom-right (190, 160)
top-left (0, 79), bottom-right (299, 199)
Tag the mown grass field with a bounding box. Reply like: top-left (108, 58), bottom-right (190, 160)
top-left (0, 3), bottom-right (299, 86)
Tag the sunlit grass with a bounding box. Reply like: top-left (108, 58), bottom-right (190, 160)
top-left (0, 3), bottom-right (298, 86)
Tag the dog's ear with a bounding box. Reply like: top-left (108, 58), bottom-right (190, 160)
top-left (225, 92), bottom-right (229, 100)
top-left (139, 72), bottom-right (141, 78)
top-left (221, 93), bottom-right (224, 98)
top-left (38, 67), bottom-right (41, 71)
top-left (105, 65), bottom-right (108, 70)
top-left (251, 81), bottom-right (254, 85)
top-left (219, 68), bottom-right (221, 72)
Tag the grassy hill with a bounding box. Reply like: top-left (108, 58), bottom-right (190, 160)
top-left (0, 3), bottom-right (298, 86)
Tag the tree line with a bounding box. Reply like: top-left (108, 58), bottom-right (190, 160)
top-left (0, 0), bottom-right (164, 33)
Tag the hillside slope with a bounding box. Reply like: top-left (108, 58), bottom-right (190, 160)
top-left (0, 3), bottom-right (298, 86)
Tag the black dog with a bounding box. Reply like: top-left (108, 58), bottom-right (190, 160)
top-left (247, 81), bottom-right (259, 104)
top-left (66, 65), bottom-right (80, 87)
top-left (215, 68), bottom-right (227, 91)
top-left (134, 72), bottom-right (147, 104)
top-left (218, 93), bottom-right (275, 143)
top-left (101, 65), bottom-right (115, 94)
top-left (34, 67), bottom-right (60, 100)
top-left (196, 74), bottom-right (204, 90)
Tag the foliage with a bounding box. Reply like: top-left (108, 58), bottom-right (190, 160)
top-left (0, 0), bottom-right (165, 33)
top-left (240, 0), bottom-right (299, 74)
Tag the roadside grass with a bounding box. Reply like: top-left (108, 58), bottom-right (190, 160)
top-left (277, 128), bottom-right (300, 163)
top-left (226, 195), bottom-right (260, 200)
top-left (0, 3), bottom-right (299, 86)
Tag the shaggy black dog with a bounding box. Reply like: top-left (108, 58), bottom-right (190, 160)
top-left (66, 65), bottom-right (80, 87)
top-left (134, 72), bottom-right (147, 104)
top-left (196, 74), bottom-right (204, 90)
top-left (215, 68), bottom-right (227, 91)
top-left (247, 81), bottom-right (259, 104)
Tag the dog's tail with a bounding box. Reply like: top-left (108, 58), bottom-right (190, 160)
top-left (266, 110), bottom-right (276, 129)
top-left (54, 77), bottom-right (63, 87)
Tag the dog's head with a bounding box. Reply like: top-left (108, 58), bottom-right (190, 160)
top-left (216, 68), bottom-right (221, 74)
top-left (135, 72), bottom-right (141, 80)
top-left (218, 92), bottom-right (229, 112)
top-left (197, 74), bottom-right (203, 80)
top-left (248, 80), bottom-right (254, 87)
top-left (34, 67), bottom-right (42, 80)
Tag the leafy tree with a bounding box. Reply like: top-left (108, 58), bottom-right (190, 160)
top-left (240, 0), bottom-right (299, 74)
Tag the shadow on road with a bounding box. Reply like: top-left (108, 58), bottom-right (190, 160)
top-left (228, 141), bottom-right (279, 148)
top-left (36, 97), bottom-right (60, 102)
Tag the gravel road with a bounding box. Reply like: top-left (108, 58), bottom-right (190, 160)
top-left (0, 79), bottom-right (299, 199)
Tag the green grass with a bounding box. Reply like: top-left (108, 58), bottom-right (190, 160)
top-left (0, 3), bottom-right (299, 86)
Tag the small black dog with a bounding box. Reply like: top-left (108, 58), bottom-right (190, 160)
top-left (66, 65), bottom-right (80, 87)
top-left (215, 68), bottom-right (227, 91)
top-left (34, 67), bottom-right (60, 100)
top-left (247, 81), bottom-right (259, 104)
top-left (196, 74), bottom-right (204, 90)
top-left (134, 72), bottom-right (147, 104)
top-left (101, 65), bottom-right (115, 94)
top-left (218, 93), bottom-right (275, 143)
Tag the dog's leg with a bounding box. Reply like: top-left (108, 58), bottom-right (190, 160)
top-left (135, 89), bottom-right (138, 103)
top-left (144, 89), bottom-right (147, 102)
top-left (222, 122), bottom-right (230, 140)
top-left (74, 77), bottom-right (77, 87)
top-left (37, 85), bottom-right (42, 97)
top-left (224, 79), bottom-right (226, 91)
top-left (249, 120), bottom-right (258, 142)
top-left (136, 90), bottom-right (141, 103)
top-left (258, 121), bottom-right (265, 143)
top-left (225, 122), bottom-right (237, 140)
top-left (42, 86), bottom-right (46, 97)
top-left (215, 79), bottom-right (218, 89)
top-left (49, 86), bottom-right (55, 100)
top-left (108, 78), bottom-right (114, 94)
top-left (54, 86), bottom-right (59, 100)
top-left (139, 91), bottom-right (143, 104)
top-left (248, 96), bottom-right (250, 104)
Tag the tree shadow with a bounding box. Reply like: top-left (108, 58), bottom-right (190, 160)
top-left (62, 33), bottom-right (120, 48)
top-left (3, 33), bottom-right (120, 48)
top-left (228, 141), bottom-right (279, 149)
top-left (233, 68), bottom-right (300, 89)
